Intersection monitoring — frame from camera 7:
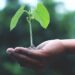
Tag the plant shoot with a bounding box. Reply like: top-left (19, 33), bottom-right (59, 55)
top-left (10, 3), bottom-right (50, 48)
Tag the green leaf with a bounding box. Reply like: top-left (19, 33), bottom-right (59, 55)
top-left (10, 5), bottom-right (25, 31)
top-left (32, 3), bottom-right (50, 29)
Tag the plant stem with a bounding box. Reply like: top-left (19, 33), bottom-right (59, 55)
top-left (28, 19), bottom-right (34, 47)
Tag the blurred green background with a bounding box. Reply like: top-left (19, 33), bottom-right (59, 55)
top-left (0, 0), bottom-right (75, 75)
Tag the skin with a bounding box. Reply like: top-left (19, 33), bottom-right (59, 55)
top-left (6, 39), bottom-right (75, 70)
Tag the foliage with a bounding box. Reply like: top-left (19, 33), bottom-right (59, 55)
top-left (10, 5), bottom-right (25, 31)
top-left (10, 3), bottom-right (50, 47)
top-left (32, 3), bottom-right (50, 29)
top-left (10, 3), bottom-right (50, 30)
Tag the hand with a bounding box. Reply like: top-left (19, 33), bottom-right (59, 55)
top-left (6, 39), bottom-right (65, 70)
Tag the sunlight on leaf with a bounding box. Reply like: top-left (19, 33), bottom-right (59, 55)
top-left (32, 3), bottom-right (50, 29)
top-left (10, 5), bottom-right (25, 31)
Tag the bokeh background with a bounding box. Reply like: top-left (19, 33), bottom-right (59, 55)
top-left (0, 0), bottom-right (75, 75)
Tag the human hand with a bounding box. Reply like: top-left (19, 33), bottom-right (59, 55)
top-left (6, 39), bottom-right (65, 70)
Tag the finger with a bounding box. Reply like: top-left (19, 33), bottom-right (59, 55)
top-left (14, 47), bottom-right (45, 58)
top-left (10, 52), bottom-right (43, 69)
top-left (14, 47), bottom-right (49, 62)
top-left (6, 48), bottom-right (15, 54)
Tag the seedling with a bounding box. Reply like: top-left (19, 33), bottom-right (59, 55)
top-left (10, 3), bottom-right (50, 48)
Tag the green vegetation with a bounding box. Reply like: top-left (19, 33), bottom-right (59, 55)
top-left (10, 3), bottom-right (50, 47)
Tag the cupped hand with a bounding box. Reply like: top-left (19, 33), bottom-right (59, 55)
top-left (6, 39), bottom-right (65, 69)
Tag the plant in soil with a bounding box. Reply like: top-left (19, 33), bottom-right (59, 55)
top-left (10, 3), bottom-right (50, 48)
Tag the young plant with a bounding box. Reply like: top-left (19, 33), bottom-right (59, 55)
top-left (10, 3), bottom-right (50, 48)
